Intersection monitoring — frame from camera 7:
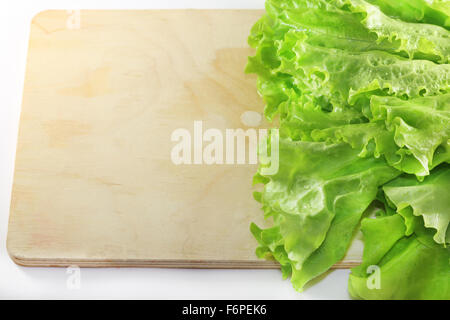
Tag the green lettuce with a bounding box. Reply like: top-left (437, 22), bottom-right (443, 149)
top-left (252, 139), bottom-right (399, 290)
top-left (383, 165), bottom-right (450, 245)
top-left (247, 0), bottom-right (450, 299)
top-left (348, 213), bottom-right (450, 300)
top-left (267, 0), bottom-right (450, 63)
top-left (275, 40), bottom-right (449, 110)
top-left (338, 0), bottom-right (450, 63)
top-left (311, 94), bottom-right (450, 177)
top-left (365, 0), bottom-right (450, 30)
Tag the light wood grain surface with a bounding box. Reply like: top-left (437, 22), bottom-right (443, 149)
top-left (7, 10), bottom-right (362, 268)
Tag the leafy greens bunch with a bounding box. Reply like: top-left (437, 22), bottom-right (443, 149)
top-left (247, 0), bottom-right (450, 299)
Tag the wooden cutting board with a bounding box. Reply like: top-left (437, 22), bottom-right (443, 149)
top-left (7, 10), bottom-right (362, 268)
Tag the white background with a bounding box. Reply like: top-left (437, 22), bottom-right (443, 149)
top-left (0, 0), bottom-right (351, 299)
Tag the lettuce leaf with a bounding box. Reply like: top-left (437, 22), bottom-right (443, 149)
top-left (370, 95), bottom-right (450, 175)
top-left (267, 0), bottom-right (450, 63)
top-left (349, 213), bottom-right (450, 300)
top-left (338, 0), bottom-right (450, 63)
top-left (276, 40), bottom-right (449, 108)
top-left (383, 165), bottom-right (450, 245)
top-left (311, 94), bottom-right (450, 177)
top-left (248, 29), bottom-right (450, 122)
top-left (365, 0), bottom-right (450, 30)
top-left (252, 138), bottom-right (399, 290)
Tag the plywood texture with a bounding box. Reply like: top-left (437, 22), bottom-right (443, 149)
top-left (7, 10), bottom-right (362, 268)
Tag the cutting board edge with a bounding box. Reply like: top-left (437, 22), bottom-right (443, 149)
top-left (9, 252), bottom-right (361, 269)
